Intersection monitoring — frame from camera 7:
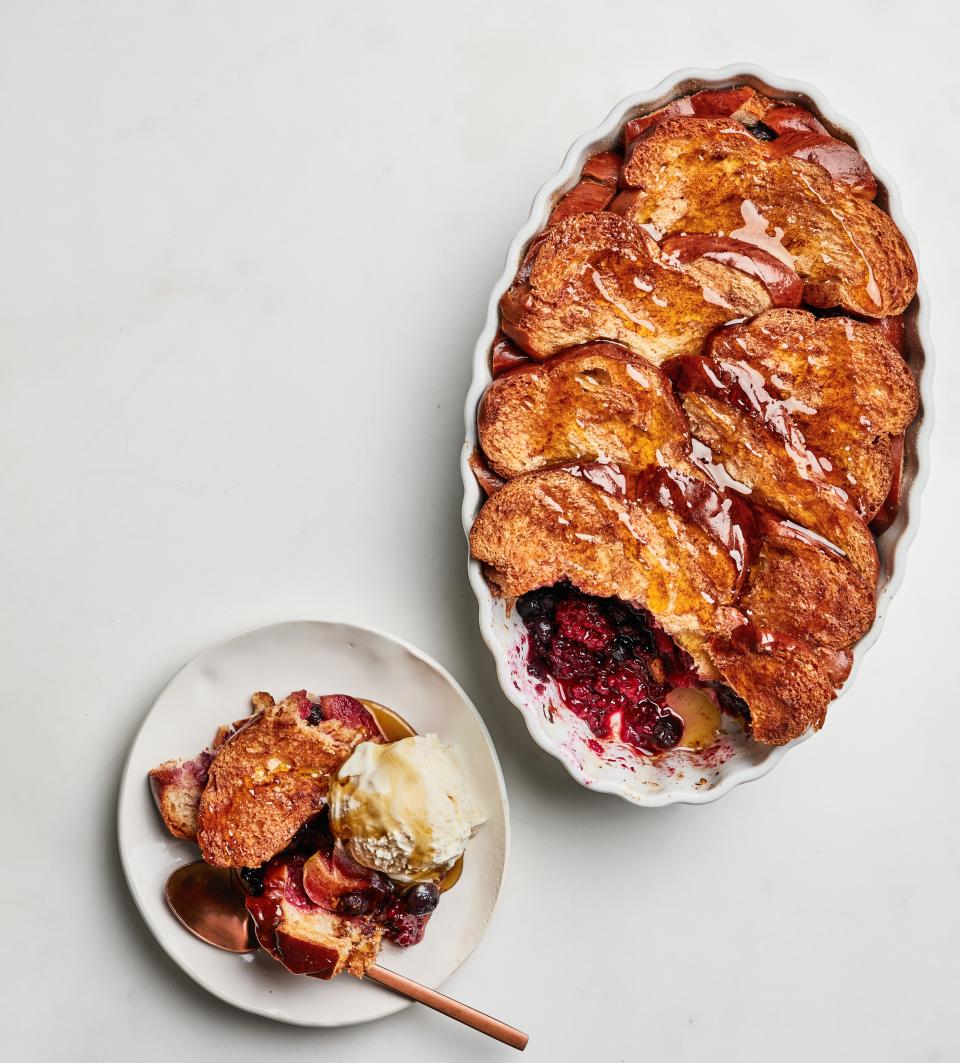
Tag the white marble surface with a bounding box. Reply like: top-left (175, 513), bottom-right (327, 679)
top-left (2, 3), bottom-right (957, 1060)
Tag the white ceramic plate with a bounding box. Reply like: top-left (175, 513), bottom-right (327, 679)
top-left (118, 620), bottom-right (509, 1026)
top-left (461, 63), bottom-right (933, 806)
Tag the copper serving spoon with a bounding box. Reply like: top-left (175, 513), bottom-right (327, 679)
top-left (165, 861), bottom-right (527, 1050)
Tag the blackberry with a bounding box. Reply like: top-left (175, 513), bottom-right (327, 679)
top-left (239, 865), bottom-right (265, 896)
top-left (516, 587), bottom-right (557, 620)
top-left (547, 636), bottom-right (599, 680)
top-left (750, 121), bottom-right (777, 141)
top-left (608, 635), bottom-right (635, 662)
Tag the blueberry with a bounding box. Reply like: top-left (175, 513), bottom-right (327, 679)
top-left (608, 635), bottom-right (635, 662)
top-left (306, 703), bottom-right (323, 726)
top-left (239, 866), bottom-right (265, 896)
top-left (339, 892), bottom-right (373, 917)
top-left (629, 626), bottom-right (656, 655)
top-left (516, 588), bottom-right (557, 620)
top-left (405, 882), bottom-right (440, 916)
top-left (714, 684), bottom-right (751, 721)
top-left (652, 714), bottom-right (683, 749)
top-left (750, 121), bottom-right (777, 141)
top-left (605, 601), bottom-right (631, 625)
top-left (528, 616), bottom-right (555, 651)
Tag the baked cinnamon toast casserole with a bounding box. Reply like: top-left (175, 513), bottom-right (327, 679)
top-left (468, 85), bottom-right (919, 752)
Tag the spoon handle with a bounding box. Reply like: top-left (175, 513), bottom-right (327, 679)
top-left (366, 964), bottom-right (528, 1051)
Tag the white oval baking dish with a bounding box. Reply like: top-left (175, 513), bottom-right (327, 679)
top-left (461, 64), bottom-right (933, 806)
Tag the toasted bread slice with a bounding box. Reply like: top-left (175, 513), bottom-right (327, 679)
top-left (665, 355), bottom-right (880, 583)
top-left (469, 462), bottom-right (745, 675)
top-left (614, 116), bottom-right (916, 316)
top-left (660, 234), bottom-right (803, 308)
top-left (708, 632), bottom-right (852, 745)
top-left (623, 87), bottom-right (877, 199)
top-left (624, 85), bottom-right (770, 142)
top-left (149, 749), bottom-right (216, 841)
top-left (245, 854), bottom-right (381, 979)
top-left (148, 696), bottom-right (267, 841)
top-left (469, 463), bottom-right (874, 742)
top-left (548, 150), bottom-right (622, 225)
top-left (197, 692), bottom-right (381, 868)
top-left (707, 309), bottom-right (919, 518)
top-left (478, 342), bottom-right (689, 479)
top-left (476, 336), bottom-right (879, 584)
top-left (499, 212), bottom-right (773, 363)
top-left (740, 513), bottom-right (874, 650)
top-left (682, 392), bottom-right (878, 584)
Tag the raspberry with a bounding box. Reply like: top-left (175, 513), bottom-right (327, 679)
top-left (622, 708), bottom-right (657, 748)
top-left (547, 636), bottom-right (598, 679)
top-left (382, 901), bottom-right (429, 947)
top-left (604, 667), bottom-right (646, 703)
top-left (555, 599), bottom-right (614, 651)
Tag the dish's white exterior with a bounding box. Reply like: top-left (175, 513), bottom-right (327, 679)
top-left (118, 620), bottom-right (510, 1026)
top-left (461, 64), bottom-right (933, 806)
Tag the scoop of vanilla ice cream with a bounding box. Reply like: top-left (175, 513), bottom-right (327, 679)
top-left (328, 734), bottom-right (485, 881)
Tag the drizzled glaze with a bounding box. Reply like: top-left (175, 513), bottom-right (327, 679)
top-left (566, 460), bottom-right (759, 585)
top-left (661, 234), bottom-right (803, 307)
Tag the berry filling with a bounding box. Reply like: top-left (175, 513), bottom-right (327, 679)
top-left (240, 811), bottom-right (443, 949)
top-left (517, 582), bottom-right (723, 754)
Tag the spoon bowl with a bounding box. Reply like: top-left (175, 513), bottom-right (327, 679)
top-left (165, 861), bottom-right (258, 953)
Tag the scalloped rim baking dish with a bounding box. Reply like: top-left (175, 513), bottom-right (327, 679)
top-left (461, 64), bottom-right (933, 806)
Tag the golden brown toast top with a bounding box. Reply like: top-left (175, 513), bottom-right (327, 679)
top-left (621, 86), bottom-right (878, 199)
top-left (707, 309), bottom-right (919, 518)
top-left (475, 332), bottom-right (882, 585)
top-left (469, 462), bottom-right (741, 674)
top-left (679, 391), bottom-right (879, 584)
top-left (500, 212), bottom-right (773, 363)
top-left (708, 634), bottom-right (852, 745)
top-left (478, 342), bottom-right (689, 479)
top-left (614, 116), bottom-right (916, 317)
top-left (469, 89), bottom-right (920, 747)
top-left (149, 700), bottom-right (265, 842)
top-left (197, 692), bottom-right (381, 868)
top-left (469, 462), bottom-right (874, 742)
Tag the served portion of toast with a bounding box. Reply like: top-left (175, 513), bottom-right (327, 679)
top-left (197, 691), bottom-right (382, 868)
top-left (613, 115), bottom-right (916, 317)
top-left (499, 212), bottom-right (776, 363)
top-left (148, 702), bottom-right (264, 841)
top-left (469, 462), bottom-right (874, 743)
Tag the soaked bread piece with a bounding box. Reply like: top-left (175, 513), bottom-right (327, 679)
top-left (707, 309), bottom-right (919, 519)
top-left (469, 462), bottom-right (874, 743)
top-left (499, 212), bottom-right (773, 363)
top-left (614, 116), bottom-right (916, 317)
top-left (478, 342), bottom-right (689, 479)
